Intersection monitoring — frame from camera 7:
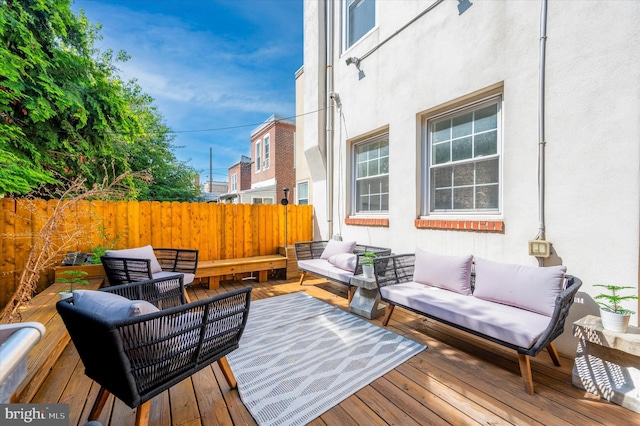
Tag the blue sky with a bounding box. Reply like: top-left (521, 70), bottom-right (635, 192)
top-left (73, 0), bottom-right (303, 182)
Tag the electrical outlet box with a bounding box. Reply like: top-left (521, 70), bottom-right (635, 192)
top-left (528, 240), bottom-right (550, 258)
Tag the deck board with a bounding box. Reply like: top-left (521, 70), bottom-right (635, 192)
top-left (16, 276), bottom-right (640, 425)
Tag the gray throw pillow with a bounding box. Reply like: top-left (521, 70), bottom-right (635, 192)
top-left (73, 290), bottom-right (159, 320)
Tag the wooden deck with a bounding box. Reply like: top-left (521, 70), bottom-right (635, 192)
top-left (14, 275), bottom-right (640, 425)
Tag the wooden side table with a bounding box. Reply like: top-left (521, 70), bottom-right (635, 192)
top-left (349, 275), bottom-right (386, 319)
top-left (572, 315), bottom-right (640, 413)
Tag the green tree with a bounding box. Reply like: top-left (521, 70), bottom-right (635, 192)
top-left (0, 0), bottom-right (197, 200)
top-left (122, 81), bottom-right (198, 201)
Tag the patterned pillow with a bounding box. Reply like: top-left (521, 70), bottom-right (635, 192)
top-left (73, 290), bottom-right (159, 320)
top-left (105, 245), bottom-right (163, 274)
top-left (473, 257), bottom-right (566, 316)
top-left (320, 240), bottom-right (356, 260)
top-left (412, 248), bottom-right (473, 295)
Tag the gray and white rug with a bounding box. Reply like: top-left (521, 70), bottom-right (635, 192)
top-left (227, 292), bottom-right (426, 426)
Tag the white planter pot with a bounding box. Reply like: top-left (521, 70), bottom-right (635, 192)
top-left (600, 308), bottom-right (631, 333)
top-left (362, 265), bottom-right (374, 279)
top-left (58, 292), bottom-right (73, 301)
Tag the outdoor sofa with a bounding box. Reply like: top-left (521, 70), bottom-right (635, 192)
top-left (373, 249), bottom-right (582, 394)
top-left (294, 240), bottom-right (391, 301)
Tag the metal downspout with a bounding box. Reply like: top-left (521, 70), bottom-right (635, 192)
top-left (326, 0), bottom-right (334, 239)
top-left (537, 0), bottom-right (548, 265)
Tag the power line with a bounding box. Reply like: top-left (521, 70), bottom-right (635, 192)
top-left (7, 106), bottom-right (328, 137)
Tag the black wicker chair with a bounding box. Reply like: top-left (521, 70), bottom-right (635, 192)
top-left (56, 276), bottom-right (251, 426)
top-left (101, 246), bottom-right (199, 302)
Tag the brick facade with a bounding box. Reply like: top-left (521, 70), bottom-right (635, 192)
top-left (227, 157), bottom-right (252, 192)
top-left (251, 119), bottom-right (296, 203)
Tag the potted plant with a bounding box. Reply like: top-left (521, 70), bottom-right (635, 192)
top-left (57, 270), bottom-right (89, 300)
top-left (361, 252), bottom-right (377, 278)
top-left (593, 284), bottom-right (639, 333)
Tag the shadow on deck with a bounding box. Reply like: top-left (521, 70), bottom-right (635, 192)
top-left (9, 275), bottom-right (640, 425)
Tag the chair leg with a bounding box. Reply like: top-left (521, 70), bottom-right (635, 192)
top-left (517, 353), bottom-right (535, 395)
top-left (183, 291), bottom-right (191, 304)
top-left (382, 305), bottom-right (395, 326)
top-left (135, 400), bottom-right (151, 426)
top-left (88, 386), bottom-right (110, 421)
top-left (546, 342), bottom-right (561, 366)
top-left (217, 356), bottom-right (237, 389)
top-left (298, 271), bottom-right (307, 286)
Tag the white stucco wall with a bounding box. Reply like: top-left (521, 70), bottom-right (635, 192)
top-left (302, 0), bottom-right (640, 354)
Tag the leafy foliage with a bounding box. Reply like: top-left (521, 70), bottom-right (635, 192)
top-left (0, 0), bottom-right (197, 200)
top-left (594, 284), bottom-right (639, 315)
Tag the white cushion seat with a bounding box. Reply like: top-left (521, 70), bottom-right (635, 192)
top-left (380, 281), bottom-right (551, 348)
top-left (297, 259), bottom-right (355, 285)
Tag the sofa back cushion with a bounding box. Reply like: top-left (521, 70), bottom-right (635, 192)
top-left (413, 249), bottom-right (473, 295)
top-left (320, 240), bottom-right (356, 260)
top-left (105, 245), bottom-right (163, 274)
top-left (328, 253), bottom-right (358, 272)
top-left (473, 257), bottom-right (566, 316)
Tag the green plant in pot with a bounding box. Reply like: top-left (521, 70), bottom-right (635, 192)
top-left (361, 252), bottom-right (377, 278)
top-left (58, 270), bottom-right (89, 300)
top-left (593, 284), bottom-right (639, 333)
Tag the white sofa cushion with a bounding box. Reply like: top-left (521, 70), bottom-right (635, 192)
top-left (153, 271), bottom-right (195, 286)
top-left (413, 249), bottom-right (473, 295)
top-left (380, 282), bottom-right (550, 348)
top-left (473, 257), bottom-right (567, 316)
top-left (105, 245), bottom-right (163, 274)
top-left (327, 253), bottom-right (357, 272)
top-left (320, 240), bottom-right (356, 260)
top-left (298, 259), bottom-right (354, 284)
top-left (73, 290), bottom-right (159, 320)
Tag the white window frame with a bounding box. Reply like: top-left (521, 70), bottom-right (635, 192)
top-left (255, 142), bottom-right (261, 172)
top-left (351, 133), bottom-right (389, 215)
top-left (297, 180), bottom-right (309, 205)
top-left (342, 0), bottom-right (376, 51)
top-left (231, 173), bottom-right (237, 192)
top-left (263, 135), bottom-right (270, 169)
top-left (422, 96), bottom-right (502, 215)
top-left (252, 197), bottom-right (273, 205)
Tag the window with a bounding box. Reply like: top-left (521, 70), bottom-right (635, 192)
top-left (425, 98), bottom-right (501, 213)
top-left (252, 197), bottom-right (273, 205)
top-left (353, 134), bottom-right (389, 214)
top-left (344, 0), bottom-right (375, 49)
top-left (264, 135), bottom-right (270, 169)
top-left (231, 173), bottom-right (237, 192)
top-left (297, 181), bottom-right (309, 205)
top-left (255, 142), bottom-right (261, 172)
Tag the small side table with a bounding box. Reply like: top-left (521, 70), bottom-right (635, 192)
top-left (349, 275), bottom-right (386, 319)
top-left (572, 315), bottom-right (640, 413)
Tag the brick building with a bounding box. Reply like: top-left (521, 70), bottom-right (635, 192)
top-left (221, 115), bottom-right (296, 204)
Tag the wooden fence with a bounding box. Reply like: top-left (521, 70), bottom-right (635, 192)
top-left (0, 199), bottom-right (314, 308)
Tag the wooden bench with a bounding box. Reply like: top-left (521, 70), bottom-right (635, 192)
top-left (195, 255), bottom-right (287, 290)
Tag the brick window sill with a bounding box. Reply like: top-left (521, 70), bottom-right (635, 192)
top-left (415, 219), bottom-right (504, 233)
top-left (345, 217), bottom-right (389, 227)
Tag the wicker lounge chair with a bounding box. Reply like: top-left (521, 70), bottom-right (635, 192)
top-left (56, 276), bottom-right (251, 426)
top-left (101, 245), bottom-right (198, 301)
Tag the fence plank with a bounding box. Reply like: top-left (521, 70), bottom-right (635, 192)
top-left (138, 201), bottom-right (151, 247)
top-left (128, 201), bottom-right (140, 248)
top-left (0, 199), bottom-right (16, 305)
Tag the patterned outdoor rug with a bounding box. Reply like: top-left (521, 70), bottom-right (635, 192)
top-left (227, 291), bottom-right (426, 426)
